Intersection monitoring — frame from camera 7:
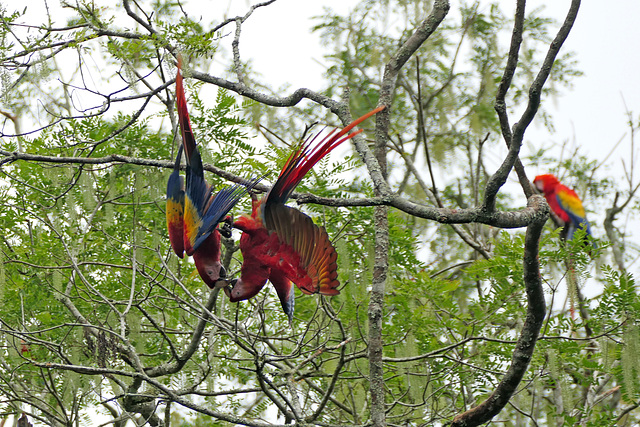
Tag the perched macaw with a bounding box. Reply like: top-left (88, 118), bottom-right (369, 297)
top-left (226, 105), bottom-right (385, 322)
top-left (166, 59), bottom-right (258, 287)
top-left (533, 174), bottom-right (593, 241)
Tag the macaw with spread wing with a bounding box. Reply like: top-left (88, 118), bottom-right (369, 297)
top-left (166, 60), bottom-right (258, 288)
top-left (533, 174), bottom-right (593, 241)
top-left (226, 106), bottom-right (384, 322)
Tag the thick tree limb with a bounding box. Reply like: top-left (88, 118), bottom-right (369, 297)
top-left (192, 70), bottom-right (344, 111)
top-left (451, 195), bottom-right (548, 426)
top-left (1, 149), bottom-right (547, 229)
top-left (367, 2), bottom-right (450, 427)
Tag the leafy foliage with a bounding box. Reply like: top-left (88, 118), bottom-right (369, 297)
top-left (0, 0), bottom-right (637, 426)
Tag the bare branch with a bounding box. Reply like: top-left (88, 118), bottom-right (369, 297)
top-left (484, 0), bottom-right (582, 211)
top-left (451, 195), bottom-right (548, 426)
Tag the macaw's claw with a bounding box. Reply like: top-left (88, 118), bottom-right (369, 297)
top-left (219, 221), bottom-right (233, 239)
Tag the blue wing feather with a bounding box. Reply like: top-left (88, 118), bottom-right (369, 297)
top-left (166, 145), bottom-right (184, 201)
top-left (193, 176), bottom-right (262, 250)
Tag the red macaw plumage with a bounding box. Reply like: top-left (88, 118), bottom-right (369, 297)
top-left (227, 106), bottom-right (384, 322)
top-left (167, 59), bottom-right (258, 287)
top-left (533, 174), bottom-right (593, 240)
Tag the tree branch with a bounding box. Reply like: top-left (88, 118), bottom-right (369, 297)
top-left (2, 149), bottom-right (548, 230)
top-left (368, 2), bottom-right (450, 427)
top-left (451, 195), bottom-right (548, 426)
top-left (483, 0), bottom-right (581, 212)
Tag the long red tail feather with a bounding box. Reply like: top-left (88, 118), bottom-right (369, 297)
top-left (268, 105), bottom-right (384, 205)
top-left (176, 56), bottom-right (196, 163)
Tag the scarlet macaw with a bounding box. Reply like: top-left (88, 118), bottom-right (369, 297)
top-left (226, 106), bottom-right (384, 322)
top-left (167, 60), bottom-right (258, 287)
top-left (533, 174), bottom-right (593, 241)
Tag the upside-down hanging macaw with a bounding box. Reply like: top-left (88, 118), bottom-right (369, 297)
top-left (166, 59), bottom-right (258, 288)
top-left (226, 105), bottom-right (385, 322)
top-left (533, 174), bottom-right (593, 241)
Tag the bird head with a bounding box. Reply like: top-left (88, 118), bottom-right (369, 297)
top-left (533, 174), bottom-right (560, 193)
top-left (197, 262), bottom-right (226, 289)
top-left (224, 278), bottom-right (263, 302)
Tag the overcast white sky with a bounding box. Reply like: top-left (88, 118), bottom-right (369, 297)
top-left (14, 0), bottom-right (639, 175)
top-left (228, 0), bottom-right (640, 170)
top-left (527, 1), bottom-right (640, 160)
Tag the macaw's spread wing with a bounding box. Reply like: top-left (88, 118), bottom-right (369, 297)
top-left (194, 179), bottom-right (261, 251)
top-left (166, 145), bottom-right (185, 258)
top-left (184, 165), bottom-right (259, 255)
top-left (263, 203), bottom-right (339, 296)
